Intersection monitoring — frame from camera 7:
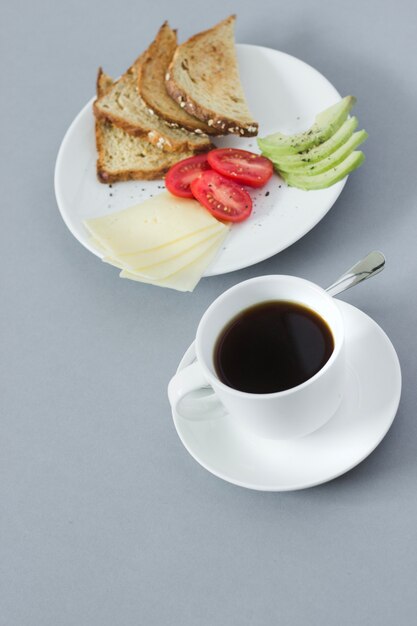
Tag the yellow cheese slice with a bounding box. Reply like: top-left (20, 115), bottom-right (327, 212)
top-left (84, 192), bottom-right (221, 254)
top-left (89, 222), bottom-right (221, 259)
top-left (119, 230), bottom-right (229, 292)
top-left (104, 223), bottom-right (223, 271)
top-left (89, 237), bottom-right (109, 255)
top-left (105, 230), bottom-right (224, 280)
top-left (104, 257), bottom-right (124, 270)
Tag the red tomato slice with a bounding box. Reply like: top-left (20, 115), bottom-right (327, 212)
top-left (190, 171), bottom-right (253, 223)
top-left (165, 153), bottom-right (211, 198)
top-left (207, 148), bottom-right (273, 188)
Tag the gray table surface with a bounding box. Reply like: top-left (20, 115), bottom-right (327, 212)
top-left (2, 0), bottom-right (417, 624)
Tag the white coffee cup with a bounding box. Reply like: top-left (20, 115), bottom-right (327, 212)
top-left (168, 275), bottom-right (345, 440)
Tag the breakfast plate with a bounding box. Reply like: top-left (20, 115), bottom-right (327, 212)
top-left (55, 44), bottom-right (346, 276)
top-left (170, 301), bottom-right (401, 491)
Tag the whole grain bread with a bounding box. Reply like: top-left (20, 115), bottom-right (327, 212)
top-left (94, 59), bottom-right (212, 153)
top-left (137, 22), bottom-right (216, 135)
top-left (95, 69), bottom-right (196, 183)
top-left (166, 15), bottom-right (258, 137)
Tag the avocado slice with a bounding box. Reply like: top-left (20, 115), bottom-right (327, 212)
top-left (258, 96), bottom-right (356, 156)
top-left (282, 151), bottom-right (365, 190)
top-left (276, 130), bottom-right (368, 175)
top-left (269, 116), bottom-right (359, 168)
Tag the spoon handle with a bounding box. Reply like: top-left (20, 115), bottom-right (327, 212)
top-left (325, 251), bottom-right (385, 297)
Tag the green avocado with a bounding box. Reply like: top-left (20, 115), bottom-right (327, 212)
top-left (282, 151), bottom-right (365, 190)
top-left (269, 116), bottom-right (359, 169)
top-left (257, 96), bottom-right (356, 156)
top-left (276, 129), bottom-right (368, 175)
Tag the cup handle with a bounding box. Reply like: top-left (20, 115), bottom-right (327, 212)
top-left (168, 361), bottom-right (226, 420)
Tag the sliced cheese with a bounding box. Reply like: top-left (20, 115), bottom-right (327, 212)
top-left (89, 236), bottom-right (109, 255)
top-left (90, 222), bottom-right (221, 259)
top-left (120, 230), bottom-right (229, 292)
top-left (104, 257), bottom-right (124, 270)
top-left (106, 230), bottom-right (223, 280)
top-left (105, 223), bottom-right (223, 270)
top-left (84, 192), bottom-right (220, 254)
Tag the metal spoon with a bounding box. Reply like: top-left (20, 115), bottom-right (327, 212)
top-left (326, 251), bottom-right (385, 297)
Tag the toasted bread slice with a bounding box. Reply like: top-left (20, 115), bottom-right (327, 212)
top-left (95, 69), bottom-right (196, 183)
top-left (94, 60), bottom-right (212, 153)
top-left (96, 67), bottom-right (114, 97)
top-left (137, 22), bottom-right (216, 135)
top-left (166, 15), bottom-right (258, 137)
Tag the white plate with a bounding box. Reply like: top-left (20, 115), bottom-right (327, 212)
top-left (55, 44), bottom-right (346, 276)
top-left (171, 301), bottom-right (401, 491)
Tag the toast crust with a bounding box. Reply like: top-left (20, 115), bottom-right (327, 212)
top-left (94, 61), bottom-right (212, 153)
top-left (166, 16), bottom-right (258, 137)
top-left (95, 122), bottom-right (193, 183)
top-left (95, 69), bottom-right (198, 183)
top-left (137, 22), bottom-right (217, 135)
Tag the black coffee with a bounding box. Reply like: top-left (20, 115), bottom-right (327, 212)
top-left (214, 300), bottom-right (334, 394)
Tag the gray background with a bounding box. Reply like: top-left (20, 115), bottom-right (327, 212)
top-left (2, 0), bottom-right (417, 624)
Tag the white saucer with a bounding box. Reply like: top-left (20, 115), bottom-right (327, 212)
top-left (170, 301), bottom-right (401, 491)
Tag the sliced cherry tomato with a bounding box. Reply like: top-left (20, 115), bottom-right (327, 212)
top-left (190, 171), bottom-right (253, 223)
top-left (165, 153), bottom-right (211, 198)
top-left (207, 148), bottom-right (273, 188)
